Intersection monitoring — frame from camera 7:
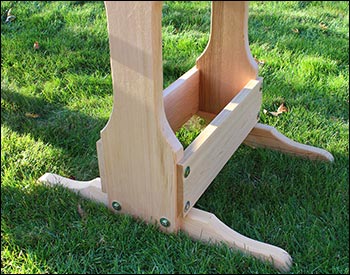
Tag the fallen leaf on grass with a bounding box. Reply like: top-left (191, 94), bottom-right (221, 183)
top-left (277, 103), bottom-right (288, 113)
top-left (5, 9), bottom-right (16, 23)
top-left (33, 41), bottom-right (40, 50)
top-left (319, 22), bottom-right (328, 30)
top-left (292, 28), bottom-right (300, 34)
top-left (77, 203), bottom-right (87, 220)
top-left (25, 112), bottom-right (40, 118)
top-left (5, 15), bottom-right (16, 23)
top-left (263, 103), bottom-right (288, 117)
top-left (254, 58), bottom-right (265, 66)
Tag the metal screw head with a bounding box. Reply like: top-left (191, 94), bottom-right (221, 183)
top-left (184, 166), bottom-right (190, 178)
top-left (112, 201), bottom-right (121, 211)
top-left (184, 201), bottom-right (191, 212)
top-left (160, 217), bottom-right (170, 227)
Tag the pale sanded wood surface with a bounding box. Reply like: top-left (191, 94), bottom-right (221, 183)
top-left (196, 1), bottom-right (258, 114)
top-left (181, 207), bottom-right (293, 272)
top-left (244, 123), bottom-right (334, 162)
top-left (100, 2), bottom-right (183, 232)
top-left (96, 139), bottom-right (107, 193)
top-left (38, 173), bottom-right (108, 206)
top-left (178, 79), bottom-right (262, 216)
top-left (36, 2), bottom-right (338, 272)
top-left (163, 66), bottom-right (199, 132)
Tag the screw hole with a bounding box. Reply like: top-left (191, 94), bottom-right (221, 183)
top-left (184, 166), bottom-right (190, 178)
top-left (160, 217), bottom-right (170, 227)
top-left (184, 201), bottom-right (191, 212)
top-left (112, 201), bottom-right (121, 211)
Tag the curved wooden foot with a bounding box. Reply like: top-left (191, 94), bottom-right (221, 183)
top-left (181, 207), bottom-right (292, 272)
top-left (38, 173), bottom-right (108, 206)
top-left (244, 123), bottom-right (334, 162)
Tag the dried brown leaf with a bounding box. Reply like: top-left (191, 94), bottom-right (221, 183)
top-left (5, 15), bottom-right (16, 23)
top-left (5, 9), bottom-right (16, 23)
top-left (264, 103), bottom-right (288, 117)
top-left (319, 22), bottom-right (328, 30)
top-left (254, 58), bottom-right (265, 66)
top-left (77, 204), bottom-right (87, 219)
top-left (33, 41), bottom-right (40, 50)
top-left (269, 111), bottom-right (280, 117)
top-left (292, 28), bottom-right (300, 34)
top-left (277, 103), bottom-right (288, 114)
top-left (25, 112), bottom-right (40, 118)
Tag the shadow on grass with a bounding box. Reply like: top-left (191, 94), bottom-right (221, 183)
top-left (1, 87), bottom-right (106, 150)
top-left (249, 5), bottom-right (349, 61)
top-left (1, 183), bottom-right (118, 273)
top-left (248, 10), bottom-right (349, 123)
top-left (1, 147), bottom-right (348, 273)
top-left (1, 1), bottom-right (348, 273)
top-left (197, 145), bottom-right (349, 269)
top-left (1, 87), bottom-right (108, 179)
top-left (1, 182), bottom-right (278, 274)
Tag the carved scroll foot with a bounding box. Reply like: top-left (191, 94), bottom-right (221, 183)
top-left (181, 207), bottom-right (292, 272)
top-left (38, 173), bottom-right (108, 206)
top-left (244, 123), bottom-right (334, 162)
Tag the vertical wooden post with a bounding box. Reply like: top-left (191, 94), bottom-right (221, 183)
top-left (197, 1), bottom-right (258, 114)
top-left (38, 2), bottom-right (334, 272)
top-left (99, 2), bottom-right (183, 232)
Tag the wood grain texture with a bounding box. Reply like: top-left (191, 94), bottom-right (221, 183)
top-left (36, 2), bottom-right (336, 272)
top-left (100, 2), bottom-right (183, 232)
top-left (96, 139), bottom-right (107, 193)
top-left (244, 123), bottom-right (334, 161)
top-left (163, 66), bottom-right (199, 132)
top-left (178, 79), bottom-right (262, 216)
top-left (196, 1), bottom-right (258, 114)
top-left (38, 173), bottom-right (108, 206)
top-left (181, 207), bottom-right (293, 272)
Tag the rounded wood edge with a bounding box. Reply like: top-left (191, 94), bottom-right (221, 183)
top-left (247, 123), bottom-right (335, 162)
top-left (181, 207), bottom-right (292, 272)
top-left (38, 173), bottom-right (108, 206)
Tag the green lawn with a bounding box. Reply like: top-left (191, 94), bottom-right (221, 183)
top-left (1, 1), bottom-right (349, 274)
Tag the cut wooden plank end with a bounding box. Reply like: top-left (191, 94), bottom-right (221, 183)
top-left (244, 123), bottom-right (334, 162)
top-left (181, 207), bottom-right (292, 272)
top-left (38, 173), bottom-right (108, 206)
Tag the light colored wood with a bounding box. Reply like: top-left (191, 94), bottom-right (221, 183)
top-left (99, 2), bottom-right (184, 232)
top-left (163, 66), bottom-right (199, 132)
top-left (196, 1), bottom-right (258, 114)
top-left (178, 79), bottom-right (262, 216)
top-left (181, 207), bottom-right (292, 272)
top-left (244, 123), bottom-right (334, 162)
top-left (38, 173), bottom-right (108, 206)
top-left (96, 139), bottom-right (107, 193)
top-left (37, 2), bottom-right (335, 272)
